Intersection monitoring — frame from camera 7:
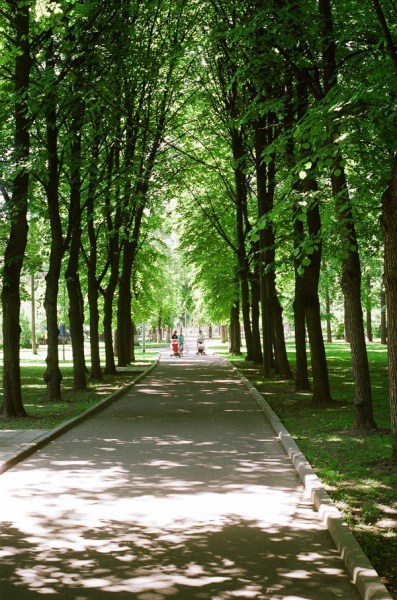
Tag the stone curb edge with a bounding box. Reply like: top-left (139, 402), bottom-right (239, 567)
top-left (226, 360), bottom-right (392, 600)
top-left (0, 356), bottom-right (160, 476)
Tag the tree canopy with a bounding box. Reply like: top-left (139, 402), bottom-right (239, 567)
top-left (1, 0), bottom-right (397, 462)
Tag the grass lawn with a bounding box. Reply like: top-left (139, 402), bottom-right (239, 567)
top-left (0, 342), bottom-right (161, 430)
top-left (217, 340), bottom-right (397, 599)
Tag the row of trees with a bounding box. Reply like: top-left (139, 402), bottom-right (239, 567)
top-left (1, 0), bottom-right (397, 462)
top-left (0, 0), bottom-right (198, 409)
top-left (170, 0), bottom-right (397, 461)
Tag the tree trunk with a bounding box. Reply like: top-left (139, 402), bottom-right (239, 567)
top-left (103, 292), bottom-right (117, 374)
top-left (255, 119), bottom-right (273, 378)
top-left (238, 260), bottom-right (254, 360)
top-left (380, 287), bottom-right (387, 344)
top-left (113, 329), bottom-right (118, 356)
top-left (269, 277), bottom-right (293, 379)
top-left (65, 102), bottom-right (86, 390)
top-left (294, 291), bottom-right (310, 390)
top-left (86, 119), bottom-right (102, 380)
top-left (43, 42), bottom-right (63, 402)
top-left (255, 116), bottom-right (291, 378)
top-left (381, 154), bottom-right (397, 462)
top-left (250, 269), bottom-right (263, 364)
top-left (260, 270), bottom-right (272, 377)
top-left (320, 0), bottom-right (376, 429)
top-left (131, 321), bottom-right (136, 362)
top-left (293, 74), bottom-right (331, 400)
top-left (229, 302), bottom-right (241, 355)
top-left (231, 130), bottom-right (254, 360)
top-left (365, 274), bottom-right (373, 342)
top-left (371, 4), bottom-right (396, 413)
top-left (334, 169), bottom-right (376, 427)
top-left (157, 315), bottom-right (162, 343)
top-left (31, 274), bottom-right (37, 355)
top-left (293, 208), bottom-right (310, 390)
top-left (325, 287), bottom-right (333, 343)
top-left (294, 226), bottom-right (332, 401)
top-left (1, 4), bottom-right (30, 418)
top-left (117, 242), bottom-right (133, 366)
top-left (67, 269), bottom-right (87, 390)
top-left (88, 261), bottom-right (102, 380)
top-left (101, 143), bottom-right (121, 375)
top-left (343, 297), bottom-right (350, 343)
top-left (305, 292), bottom-right (333, 404)
top-left (302, 180), bottom-right (333, 403)
top-left (44, 268), bottom-right (63, 401)
top-left (87, 272), bottom-right (102, 380)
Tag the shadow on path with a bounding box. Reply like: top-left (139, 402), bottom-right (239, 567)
top-left (0, 352), bottom-right (360, 599)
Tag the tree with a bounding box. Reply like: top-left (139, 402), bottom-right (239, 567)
top-left (1, 1), bottom-right (31, 417)
top-left (64, 94), bottom-right (87, 390)
top-left (113, 0), bottom-right (200, 365)
top-left (371, 0), bottom-right (397, 461)
top-left (317, 0), bottom-right (376, 428)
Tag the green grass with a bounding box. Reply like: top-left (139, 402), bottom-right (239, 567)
top-left (0, 344), bottom-right (160, 430)
top-left (218, 341), bottom-right (397, 598)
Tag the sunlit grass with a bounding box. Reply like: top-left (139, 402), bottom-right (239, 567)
top-left (0, 343), bottom-right (158, 430)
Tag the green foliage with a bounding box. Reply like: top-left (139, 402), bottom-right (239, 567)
top-left (0, 0), bottom-right (395, 455)
top-left (19, 312), bottom-right (32, 349)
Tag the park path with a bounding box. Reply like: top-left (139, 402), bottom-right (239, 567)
top-left (0, 345), bottom-right (362, 599)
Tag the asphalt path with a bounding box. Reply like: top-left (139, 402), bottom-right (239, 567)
top-left (0, 344), bottom-right (361, 599)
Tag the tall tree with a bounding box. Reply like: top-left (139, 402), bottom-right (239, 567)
top-left (64, 95), bottom-right (87, 390)
top-left (1, 1), bottom-right (31, 417)
top-left (371, 0), bottom-right (397, 461)
top-left (84, 111), bottom-right (103, 380)
top-left (318, 0), bottom-right (376, 427)
top-left (40, 36), bottom-right (65, 402)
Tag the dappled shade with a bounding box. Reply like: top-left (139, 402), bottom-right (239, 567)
top-left (0, 354), bottom-right (360, 599)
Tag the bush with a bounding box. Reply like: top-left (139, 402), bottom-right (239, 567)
top-left (20, 312), bottom-right (32, 349)
top-left (332, 321), bottom-right (345, 339)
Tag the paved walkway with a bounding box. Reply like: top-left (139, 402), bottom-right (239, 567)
top-left (0, 429), bottom-right (51, 463)
top-left (0, 347), bottom-right (377, 599)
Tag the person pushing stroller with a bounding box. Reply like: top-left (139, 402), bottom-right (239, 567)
top-left (196, 330), bottom-right (205, 355)
top-left (178, 330), bottom-right (185, 354)
top-left (170, 329), bottom-right (185, 357)
top-left (170, 330), bottom-right (180, 357)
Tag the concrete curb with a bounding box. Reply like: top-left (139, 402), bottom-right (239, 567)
top-left (0, 356), bottom-right (160, 476)
top-left (227, 361), bottom-right (392, 600)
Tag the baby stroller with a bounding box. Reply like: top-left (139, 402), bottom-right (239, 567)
top-left (196, 339), bottom-right (206, 355)
top-left (170, 338), bottom-right (181, 357)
